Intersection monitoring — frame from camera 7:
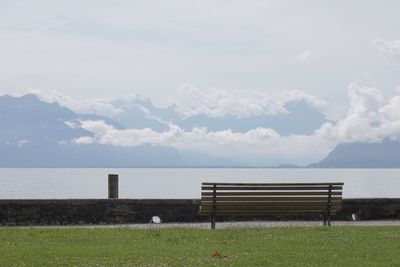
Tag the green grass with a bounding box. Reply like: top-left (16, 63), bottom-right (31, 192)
top-left (0, 226), bottom-right (399, 266)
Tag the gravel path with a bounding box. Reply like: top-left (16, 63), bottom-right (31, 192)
top-left (4, 220), bottom-right (400, 229)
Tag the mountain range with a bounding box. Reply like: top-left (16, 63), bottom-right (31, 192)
top-left (309, 141), bottom-right (400, 168)
top-left (1, 93), bottom-right (399, 167)
top-left (0, 94), bottom-right (238, 167)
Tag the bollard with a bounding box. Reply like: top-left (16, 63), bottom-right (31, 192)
top-left (108, 174), bottom-right (119, 199)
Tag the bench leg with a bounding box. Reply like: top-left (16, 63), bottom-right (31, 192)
top-left (323, 212), bottom-right (331, 227)
top-left (211, 215), bottom-right (216, 229)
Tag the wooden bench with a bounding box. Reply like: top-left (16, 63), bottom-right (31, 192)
top-left (199, 182), bottom-right (344, 229)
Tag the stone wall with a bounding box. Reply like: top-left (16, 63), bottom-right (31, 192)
top-left (0, 198), bottom-right (399, 226)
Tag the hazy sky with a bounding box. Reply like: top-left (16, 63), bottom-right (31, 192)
top-left (1, 0), bottom-right (400, 106)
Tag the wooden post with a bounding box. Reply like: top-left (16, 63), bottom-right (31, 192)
top-left (108, 174), bottom-right (119, 199)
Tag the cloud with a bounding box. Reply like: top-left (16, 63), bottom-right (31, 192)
top-left (71, 136), bottom-right (94, 145)
top-left (374, 39), bottom-right (400, 55)
top-left (30, 84), bottom-right (339, 122)
top-left (66, 83), bottom-right (400, 165)
top-left (67, 119), bottom-right (333, 165)
top-left (374, 39), bottom-right (400, 65)
top-left (297, 50), bottom-right (316, 63)
top-left (175, 84), bottom-right (342, 120)
top-left (317, 83), bottom-right (400, 143)
top-left (28, 89), bottom-right (123, 117)
top-left (2, 86), bottom-right (342, 122)
top-left (67, 120), bottom-right (279, 149)
top-left (70, 120), bottom-right (183, 147)
top-left (18, 140), bottom-right (31, 148)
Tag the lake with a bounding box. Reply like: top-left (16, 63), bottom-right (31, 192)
top-left (0, 168), bottom-right (399, 199)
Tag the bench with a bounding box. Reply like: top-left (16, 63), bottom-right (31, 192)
top-left (199, 182), bottom-right (344, 229)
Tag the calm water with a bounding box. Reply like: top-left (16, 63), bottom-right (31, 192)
top-left (0, 168), bottom-right (399, 199)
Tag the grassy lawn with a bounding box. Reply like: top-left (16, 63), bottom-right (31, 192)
top-left (0, 226), bottom-right (399, 266)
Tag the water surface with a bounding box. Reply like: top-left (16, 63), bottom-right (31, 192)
top-left (0, 168), bottom-right (399, 199)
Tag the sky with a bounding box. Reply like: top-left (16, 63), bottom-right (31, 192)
top-left (1, 0), bottom-right (400, 106)
top-left (2, 1), bottom-right (400, 166)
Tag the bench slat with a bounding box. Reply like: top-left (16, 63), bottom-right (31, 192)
top-left (201, 186), bottom-right (342, 191)
top-left (201, 191), bottom-right (342, 196)
top-left (200, 211), bottom-right (341, 215)
top-left (201, 200), bottom-right (342, 204)
top-left (201, 196), bottom-right (342, 202)
top-left (201, 203), bottom-right (342, 211)
top-left (201, 199), bottom-right (342, 207)
top-left (200, 207), bottom-right (341, 212)
top-left (202, 182), bottom-right (344, 186)
top-left (199, 210), bottom-right (340, 215)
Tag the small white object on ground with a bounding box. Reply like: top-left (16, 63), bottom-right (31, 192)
top-left (352, 213), bottom-right (360, 221)
top-left (151, 216), bottom-right (161, 224)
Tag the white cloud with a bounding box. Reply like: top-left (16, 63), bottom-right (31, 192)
top-left (297, 50), bottom-right (316, 64)
top-left (374, 39), bottom-right (400, 55)
top-left (317, 83), bottom-right (400, 143)
top-left (374, 39), bottom-right (400, 66)
top-left (18, 139), bottom-right (31, 148)
top-left (175, 84), bottom-right (342, 120)
top-left (67, 119), bottom-right (334, 165)
top-left (72, 136), bottom-right (94, 145)
top-left (70, 120), bottom-right (183, 147)
top-left (28, 89), bottom-right (123, 117)
top-left (36, 84), bottom-right (340, 121)
top-left (1, 86), bottom-right (342, 122)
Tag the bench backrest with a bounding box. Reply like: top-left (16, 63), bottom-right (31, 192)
top-left (199, 182), bottom-right (343, 216)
